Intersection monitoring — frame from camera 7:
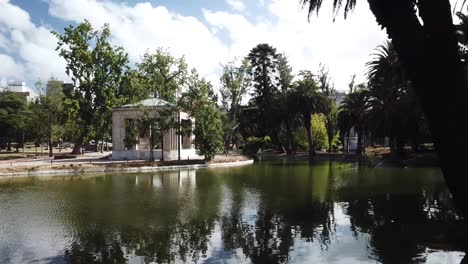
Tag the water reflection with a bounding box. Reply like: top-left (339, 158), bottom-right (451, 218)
top-left (0, 162), bottom-right (466, 263)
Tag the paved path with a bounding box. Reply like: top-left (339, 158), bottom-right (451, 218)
top-left (0, 151), bottom-right (118, 168)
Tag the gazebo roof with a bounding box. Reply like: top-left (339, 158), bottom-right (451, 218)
top-left (121, 98), bottom-right (177, 109)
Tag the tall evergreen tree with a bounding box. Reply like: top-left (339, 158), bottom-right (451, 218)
top-left (247, 43), bottom-right (282, 149)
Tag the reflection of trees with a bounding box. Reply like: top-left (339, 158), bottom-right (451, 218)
top-left (63, 170), bottom-right (222, 263)
top-left (219, 162), bottom-right (335, 263)
top-left (340, 167), bottom-right (464, 264)
top-left (39, 163), bottom-right (465, 264)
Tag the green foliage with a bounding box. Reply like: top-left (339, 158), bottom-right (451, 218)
top-left (123, 119), bottom-right (138, 150)
top-left (219, 59), bottom-right (250, 150)
top-left (288, 71), bottom-right (331, 156)
top-left (52, 20), bottom-right (129, 152)
top-left (0, 91), bottom-right (30, 148)
top-left (293, 128), bottom-right (308, 151)
top-left (30, 78), bottom-right (66, 156)
top-left (311, 114), bottom-right (328, 151)
top-left (243, 136), bottom-right (272, 155)
top-left (193, 103), bottom-right (224, 161)
top-left (278, 53), bottom-right (294, 92)
top-left (247, 43), bottom-right (280, 137)
top-left (138, 109), bottom-right (178, 161)
top-left (137, 48), bottom-right (188, 102)
top-left (184, 70), bottom-right (223, 161)
top-left (317, 64), bottom-right (339, 152)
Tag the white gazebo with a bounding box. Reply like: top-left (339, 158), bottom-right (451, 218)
top-left (111, 98), bottom-right (197, 160)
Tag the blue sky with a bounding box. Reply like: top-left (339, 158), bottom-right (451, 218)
top-left (0, 0), bottom-right (388, 92)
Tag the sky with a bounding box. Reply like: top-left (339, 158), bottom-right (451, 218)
top-left (0, 0), bottom-right (390, 93)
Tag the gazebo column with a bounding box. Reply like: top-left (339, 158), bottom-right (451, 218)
top-left (112, 110), bottom-right (125, 152)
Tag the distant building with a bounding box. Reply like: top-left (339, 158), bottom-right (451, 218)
top-left (6, 81), bottom-right (28, 93)
top-left (332, 91), bottom-right (347, 106)
top-left (2, 81), bottom-right (33, 100)
top-left (46, 80), bottom-right (74, 97)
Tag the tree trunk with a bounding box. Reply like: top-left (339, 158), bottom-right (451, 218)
top-left (71, 141), bottom-right (83, 155)
top-left (94, 137), bottom-right (99, 152)
top-left (22, 129), bottom-right (25, 154)
top-left (346, 130), bottom-right (350, 153)
top-left (160, 132), bottom-right (164, 162)
top-left (285, 119), bottom-right (294, 155)
top-left (367, 0), bottom-right (468, 216)
top-left (274, 130), bottom-right (286, 153)
top-left (101, 135), bottom-right (105, 153)
top-left (71, 139), bottom-right (83, 155)
top-left (389, 136), bottom-right (396, 155)
top-left (48, 139), bottom-right (53, 158)
top-left (7, 141), bottom-right (11, 152)
top-left (305, 116), bottom-right (316, 159)
top-left (149, 125), bottom-right (155, 162)
top-left (395, 137), bottom-right (405, 158)
top-left (411, 136), bottom-right (419, 152)
top-left (356, 127), bottom-right (362, 155)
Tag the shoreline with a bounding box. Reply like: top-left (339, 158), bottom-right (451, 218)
top-left (256, 150), bottom-right (440, 168)
top-left (0, 148), bottom-right (440, 178)
top-left (0, 158), bottom-right (254, 178)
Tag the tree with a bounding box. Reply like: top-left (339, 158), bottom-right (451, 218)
top-left (290, 71), bottom-right (330, 158)
top-left (184, 70), bottom-right (223, 161)
top-left (339, 87), bottom-right (369, 155)
top-left (219, 59), bottom-right (250, 152)
top-left (277, 53), bottom-right (296, 154)
top-left (138, 106), bottom-right (177, 162)
top-left (193, 103), bottom-right (224, 161)
top-left (277, 53), bottom-right (294, 93)
top-left (137, 48), bottom-right (188, 102)
top-left (52, 20), bottom-right (129, 154)
top-left (33, 78), bottom-right (65, 157)
top-left (317, 65), bottom-right (339, 152)
top-left (311, 113), bottom-right (329, 151)
top-left (246, 43), bottom-right (281, 147)
top-left (365, 41), bottom-right (419, 156)
top-left (301, 0), bottom-right (468, 218)
top-left (0, 91), bottom-right (30, 152)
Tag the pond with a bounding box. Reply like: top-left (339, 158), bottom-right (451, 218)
top-left (0, 161), bottom-right (466, 263)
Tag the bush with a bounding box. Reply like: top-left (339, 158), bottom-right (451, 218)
top-left (243, 136), bottom-right (271, 155)
top-left (311, 114), bottom-right (328, 151)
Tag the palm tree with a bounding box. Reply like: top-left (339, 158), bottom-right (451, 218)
top-left (365, 41), bottom-right (407, 155)
top-left (301, 0), bottom-right (468, 220)
top-left (365, 41), bottom-right (424, 156)
top-left (290, 71), bottom-right (330, 158)
top-left (338, 87), bottom-right (368, 155)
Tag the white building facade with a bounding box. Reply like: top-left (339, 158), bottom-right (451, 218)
top-left (111, 98), bottom-right (198, 161)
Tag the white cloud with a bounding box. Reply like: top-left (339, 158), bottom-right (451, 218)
top-left (0, 54), bottom-right (24, 78)
top-left (205, 0), bottom-right (387, 90)
top-left (0, 0), bottom-right (388, 93)
top-left (0, 0), bottom-right (68, 87)
top-left (48, 0), bottom-right (229, 86)
top-left (226, 0), bottom-right (246, 12)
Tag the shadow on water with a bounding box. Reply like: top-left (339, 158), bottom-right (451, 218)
top-left (0, 161), bottom-right (467, 263)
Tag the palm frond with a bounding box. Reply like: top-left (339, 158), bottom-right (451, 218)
top-left (301, 0), bottom-right (358, 20)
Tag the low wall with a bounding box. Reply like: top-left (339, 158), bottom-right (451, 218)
top-left (112, 149), bottom-right (199, 161)
top-left (0, 159), bottom-right (255, 177)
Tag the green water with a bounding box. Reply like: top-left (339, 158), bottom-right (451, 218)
top-left (0, 161), bottom-right (465, 263)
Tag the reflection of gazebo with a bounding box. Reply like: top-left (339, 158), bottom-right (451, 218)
top-left (111, 98), bottom-right (197, 160)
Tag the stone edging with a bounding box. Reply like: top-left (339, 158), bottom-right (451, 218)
top-left (0, 159), bottom-right (255, 177)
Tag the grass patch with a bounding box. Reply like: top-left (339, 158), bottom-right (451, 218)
top-left (0, 153), bottom-right (25, 161)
